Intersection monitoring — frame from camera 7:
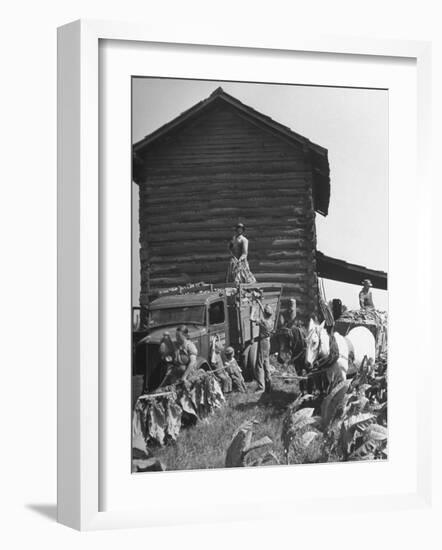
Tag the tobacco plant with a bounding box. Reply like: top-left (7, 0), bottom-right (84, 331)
top-left (282, 354), bottom-right (388, 464)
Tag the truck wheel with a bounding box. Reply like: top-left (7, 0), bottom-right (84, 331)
top-left (242, 342), bottom-right (258, 381)
top-left (241, 347), bottom-right (250, 376)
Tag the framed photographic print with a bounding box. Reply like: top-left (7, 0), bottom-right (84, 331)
top-left (57, 19), bottom-right (432, 530)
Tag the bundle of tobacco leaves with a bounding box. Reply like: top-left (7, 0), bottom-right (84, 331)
top-left (336, 309), bottom-right (388, 357)
top-left (132, 371), bottom-right (225, 449)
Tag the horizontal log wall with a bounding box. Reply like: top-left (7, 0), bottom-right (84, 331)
top-left (136, 104), bottom-right (319, 321)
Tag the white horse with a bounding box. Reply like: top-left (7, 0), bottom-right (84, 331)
top-left (305, 319), bottom-right (375, 386)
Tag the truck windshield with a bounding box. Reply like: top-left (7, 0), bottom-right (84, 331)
top-left (149, 306), bottom-right (206, 327)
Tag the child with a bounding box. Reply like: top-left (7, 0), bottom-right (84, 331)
top-left (210, 335), bottom-right (232, 393)
top-left (224, 346), bottom-right (247, 393)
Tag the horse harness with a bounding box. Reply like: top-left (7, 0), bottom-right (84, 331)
top-left (313, 331), bottom-right (355, 373)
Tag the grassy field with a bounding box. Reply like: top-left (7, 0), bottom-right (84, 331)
top-left (133, 350), bottom-right (388, 471)
top-left (137, 376), bottom-right (318, 471)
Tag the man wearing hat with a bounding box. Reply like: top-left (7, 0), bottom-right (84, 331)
top-left (279, 298), bottom-right (297, 330)
top-left (223, 346), bottom-right (247, 392)
top-left (277, 298), bottom-right (304, 363)
top-left (359, 279), bottom-right (375, 310)
top-left (226, 223), bottom-right (256, 284)
top-left (252, 304), bottom-right (274, 393)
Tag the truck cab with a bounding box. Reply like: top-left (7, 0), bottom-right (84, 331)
top-left (137, 290), bottom-right (229, 391)
top-left (135, 282), bottom-right (282, 392)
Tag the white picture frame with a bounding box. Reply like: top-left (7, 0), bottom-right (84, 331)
top-left (57, 19), bottom-right (432, 531)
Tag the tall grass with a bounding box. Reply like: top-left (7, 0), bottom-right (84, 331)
top-left (145, 379), bottom-right (302, 471)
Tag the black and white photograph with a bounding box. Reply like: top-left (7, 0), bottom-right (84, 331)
top-left (3, 0), bottom-right (439, 542)
top-left (131, 78), bottom-right (388, 473)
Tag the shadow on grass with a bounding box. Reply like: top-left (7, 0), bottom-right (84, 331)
top-left (260, 389), bottom-right (297, 411)
top-left (232, 389), bottom-right (298, 420)
top-left (234, 399), bottom-right (262, 413)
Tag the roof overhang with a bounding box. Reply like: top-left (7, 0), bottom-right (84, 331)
top-left (316, 251), bottom-right (387, 290)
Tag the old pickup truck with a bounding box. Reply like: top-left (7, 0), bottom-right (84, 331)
top-left (134, 282), bottom-right (283, 391)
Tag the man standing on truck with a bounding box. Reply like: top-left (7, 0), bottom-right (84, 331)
top-left (226, 223), bottom-right (256, 284)
top-left (253, 304), bottom-right (274, 393)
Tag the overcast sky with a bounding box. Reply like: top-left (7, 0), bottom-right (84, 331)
top-left (132, 78), bottom-right (388, 311)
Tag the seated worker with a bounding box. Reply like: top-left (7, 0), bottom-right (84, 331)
top-left (210, 335), bottom-right (232, 394)
top-left (223, 346), bottom-right (246, 393)
top-left (359, 279), bottom-right (375, 310)
top-left (159, 325), bottom-right (198, 387)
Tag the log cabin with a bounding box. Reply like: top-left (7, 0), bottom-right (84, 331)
top-left (133, 87), bottom-right (386, 323)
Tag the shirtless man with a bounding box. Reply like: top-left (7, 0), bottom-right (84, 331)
top-left (226, 223), bottom-right (256, 284)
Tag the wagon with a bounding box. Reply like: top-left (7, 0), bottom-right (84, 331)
top-left (334, 309), bottom-right (388, 359)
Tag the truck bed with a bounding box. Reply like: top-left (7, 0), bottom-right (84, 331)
top-left (224, 283), bottom-right (283, 348)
